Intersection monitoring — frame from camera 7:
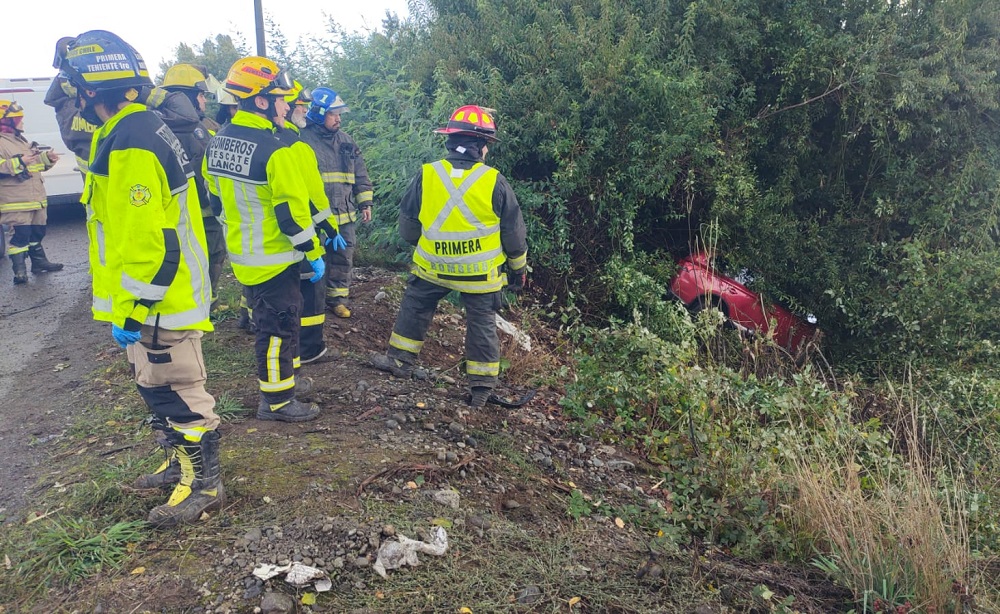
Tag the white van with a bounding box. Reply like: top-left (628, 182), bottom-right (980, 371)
top-left (0, 76), bottom-right (85, 206)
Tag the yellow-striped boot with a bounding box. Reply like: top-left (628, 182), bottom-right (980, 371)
top-left (147, 430), bottom-right (225, 528)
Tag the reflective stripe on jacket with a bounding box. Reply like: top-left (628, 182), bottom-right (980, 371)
top-left (204, 111), bottom-right (322, 286)
top-left (411, 160), bottom-right (507, 293)
top-left (83, 103), bottom-right (212, 331)
top-left (0, 133), bottom-right (54, 212)
top-left (299, 125), bottom-right (372, 224)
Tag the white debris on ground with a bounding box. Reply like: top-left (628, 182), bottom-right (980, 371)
top-left (372, 526), bottom-right (449, 578)
top-left (496, 314), bottom-right (532, 351)
top-left (252, 561), bottom-right (333, 592)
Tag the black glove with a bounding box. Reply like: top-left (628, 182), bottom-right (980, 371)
top-left (53, 36), bottom-right (74, 70)
top-left (507, 268), bottom-right (526, 293)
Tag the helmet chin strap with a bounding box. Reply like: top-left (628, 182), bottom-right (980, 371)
top-left (78, 91), bottom-right (104, 127)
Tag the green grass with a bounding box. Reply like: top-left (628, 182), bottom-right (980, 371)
top-left (4, 515), bottom-right (147, 597)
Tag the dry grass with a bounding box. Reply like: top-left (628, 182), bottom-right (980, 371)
top-left (792, 407), bottom-right (990, 613)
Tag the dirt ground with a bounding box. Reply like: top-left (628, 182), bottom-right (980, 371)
top-left (0, 267), bottom-right (848, 613)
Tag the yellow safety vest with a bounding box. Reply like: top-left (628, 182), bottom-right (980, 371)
top-left (83, 103), bottom-right (212, 331)
top-left (412, 160), bottom-right (507, 293)
top-left (204, 112), bottom-right (322, 286)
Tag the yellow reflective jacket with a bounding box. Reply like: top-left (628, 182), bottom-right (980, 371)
top-left (204, 111), bottom-right (323, 286)
top-left (411, 160), bottom-right (509, 293)
top-left (83, 103), bottom-right (212, 332)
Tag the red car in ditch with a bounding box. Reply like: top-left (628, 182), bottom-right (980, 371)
top-left (669, 252), bottom-right (818, 352)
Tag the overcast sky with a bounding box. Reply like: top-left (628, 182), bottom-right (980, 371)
top-left (6, 0), bottom-right (411, 78)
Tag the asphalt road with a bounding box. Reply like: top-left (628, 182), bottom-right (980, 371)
top-left (0, 204), bottom-right (92, 400)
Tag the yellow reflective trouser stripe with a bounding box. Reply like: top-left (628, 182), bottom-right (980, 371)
top-left (467, 361), bottom-right (500, 377)
top-left (293, 356), bottom-right (301, 369)
top-left (173, 425), bottom-right (208, 442)
top-left (302, 313), bottom-right (325, 327)
top-left (389, 332), bottom-right (423, 354)
top-left (239, 295), bottom-right (248, 309)
top-left (356, 190), bottom-right (373, 204)
top-left (266, 336), bottom-right (282, 385)
top-left (321, 172), bottom-right (355, 183)
top-left (7, 244), bottom-right (28, 255)
top-left (327, 287), bottom-right (349, 298)
top-left (260, 376), bottom-right (295, 392)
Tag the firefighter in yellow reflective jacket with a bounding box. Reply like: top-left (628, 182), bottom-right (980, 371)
top-left (299, 87), bottom-right (372, 319)
top-left (61, 29), bottom-right (222, 528)
top-left (277, 82), bottom-right (344, 365)
top-left (0, 99), bottom-right (63, 284)
top-left (371, 105), bottom-right (528, 408)
top-left (204, 57), bottom-right (324, 423)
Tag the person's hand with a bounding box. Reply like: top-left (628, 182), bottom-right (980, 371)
top-left (308, 257), bottom-right (326, 283)
top-left (44, 151), bottom-right (61, 164)
top-left (507, 269), bottom-right (526, 293)
top-left (112, 324), bottom-right (141, 348)
top-left (325, 232), bottom-right (348, 252)
top-left (361, 207), bottom-right (372, 223)
top-left (22, 153), bottom-right (41, 166)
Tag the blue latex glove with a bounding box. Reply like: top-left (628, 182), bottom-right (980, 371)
top-left (308, 257), bottom-right (325, 283)
top-left (325, 233), bottom-right (348, 252)
top-left (112, 324), bottom-right (141, 348)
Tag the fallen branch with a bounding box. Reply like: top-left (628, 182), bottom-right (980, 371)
top-left (356, 453), bottom-right (477, 497)
top-left (355, 407), bottom-right (384, 421)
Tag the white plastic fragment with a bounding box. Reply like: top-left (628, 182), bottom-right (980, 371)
top-left (252, 561), bottom-right (332, 592)
top-left (495, 314), bottom-right (532, 351)
top-left (372, 526), bottom-right (449, 578)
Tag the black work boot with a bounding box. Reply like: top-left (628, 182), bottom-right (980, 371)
top-left (370, 354), bottom-right (428, 380)
top-left (27, 243), bottom-right (63, 273)
top-left (256, 397), bottom-right (320, 422)
top-left (147, 430), bottom-right (225, 528)
top-left (10, 252), bottom-right (27, 285)
top-left (469, 387), bottom-right (491, 408)
top-left (131, 446), bottom-right (181, 490)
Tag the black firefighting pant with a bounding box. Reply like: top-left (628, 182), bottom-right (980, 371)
top-left (325, 221), bottom-right (355, 307)
top-left (245, 264), bottom-right (303, 405)
top-left (299, 259), bottom-right (327, 361)
top-left (1, 208), bottom-right (47, 255)
top-left (387, 276), bottom-right (502, 389)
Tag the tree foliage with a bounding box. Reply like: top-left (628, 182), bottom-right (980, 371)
top-left (159, 34), bottom-right (249, 85)
top-left (171, 0), bottom-right (1000, 372)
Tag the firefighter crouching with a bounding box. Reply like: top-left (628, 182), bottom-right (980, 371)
top-left (59, 29), bottom-right (222, 527)
top-left (204, 57), bottom-right (324, 423)
top-left (371, 105), bottom-right (528, 408)
top-left (0, 100), bottom-right (63, 284)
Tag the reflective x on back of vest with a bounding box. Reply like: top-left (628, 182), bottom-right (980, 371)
top-left (412, 160), bottom-right (506, 293)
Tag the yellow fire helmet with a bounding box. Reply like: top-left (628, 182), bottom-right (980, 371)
top-left (162, 63), bottom-right (212, 92)
top-left (283, 80), bottom-right (312, 106)
top-left (223, 56), bottom-right (294, 99)
top-left (0, 100), bottom-right (25, 120)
